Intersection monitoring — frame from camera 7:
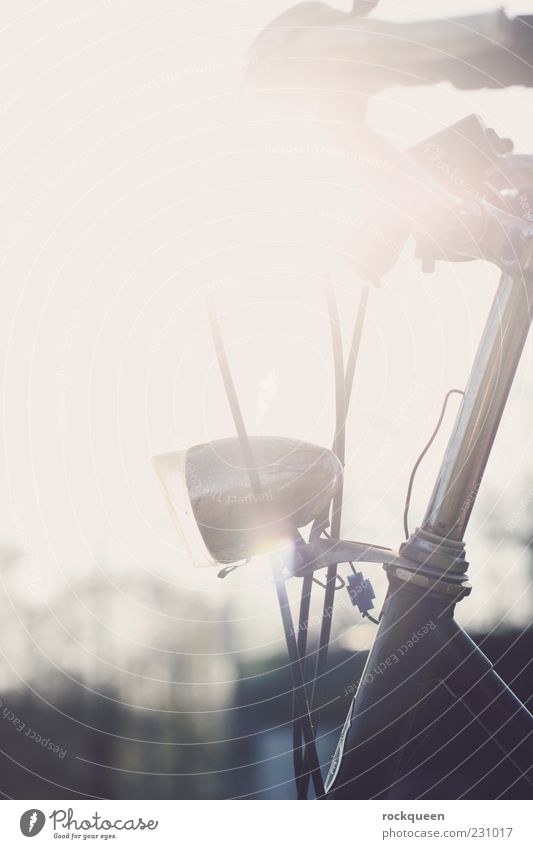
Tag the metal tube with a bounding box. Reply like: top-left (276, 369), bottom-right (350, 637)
top-left (422, 271), bottom-right (533, 540)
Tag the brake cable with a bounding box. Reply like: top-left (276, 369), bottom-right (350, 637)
top-left (403, 388), bottom-right (464, 539)
top-left (297, 280), bottom-right (371, 796)
top-left (308, 283), bottom-right (347, 710)
top-left (207, 298), bottom-right (326, 799)
top-left (292, 518), bottom-right (327, 795)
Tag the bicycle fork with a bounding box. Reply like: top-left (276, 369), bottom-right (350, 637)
top-left (327, 268), bottom-right (533, 798)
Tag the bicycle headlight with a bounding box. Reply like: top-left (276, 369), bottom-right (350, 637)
top-left (152, 436), bottom-right (343, 566)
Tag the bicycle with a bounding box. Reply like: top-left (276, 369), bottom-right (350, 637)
top-left (152, 6), bottom-right (533, 800)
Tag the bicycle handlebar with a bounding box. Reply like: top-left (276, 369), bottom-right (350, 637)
top-left (248, 5), bottom-right (533, 92)
top-left (246, 6), bottom-right (533, 279)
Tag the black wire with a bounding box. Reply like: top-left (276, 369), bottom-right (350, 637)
top-left (312, 574), bottom-right (346, 590)
top-left (272, 559), bottom-right (326, 799)
top-left (403, 388), bottom-right (465, 539)
top-left (328, 283), bottom-right (348, 539)
top-left (311, 284), bottom-right (369, 708)
top-left (344, 285), bottom-right (370, 412)
top-left (363, 611), bottom-right (380, 626)
top-left (208, 299), bottom-right (324, 799)
top-left (207, 300), bottom-right (262, 495)
top-left (299, 282), bottom-right (370, 796)
top-left (309, 284), bottom-right (346, 712)
top-left (292, 571), bottom-right (314, 797)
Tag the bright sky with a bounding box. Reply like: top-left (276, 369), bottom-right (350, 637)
top-left (1, 1), bottom-right (532, 690)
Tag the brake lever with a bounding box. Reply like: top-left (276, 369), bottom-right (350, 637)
top-left (409, 114), bottom-right (513, 196)
top-left (415, 194), bottom-right (533, 274)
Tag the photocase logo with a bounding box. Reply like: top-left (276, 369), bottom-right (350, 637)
top-left (20, 810), bottom-right (46, 837)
